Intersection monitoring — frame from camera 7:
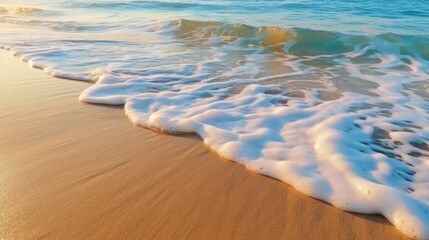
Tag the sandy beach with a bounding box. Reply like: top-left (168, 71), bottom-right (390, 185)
top-left (0, 50), bottom-right (409, 239)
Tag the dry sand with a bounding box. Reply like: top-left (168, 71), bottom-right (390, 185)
top-left (0, 50), bottom-right (409, 239)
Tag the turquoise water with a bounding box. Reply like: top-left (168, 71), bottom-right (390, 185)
top-left (1, 1), bottom-right (429, 238)
top-left (65, 0), bottom-right (429, 35)
top-left (3, 0), bottom-right (429, 34)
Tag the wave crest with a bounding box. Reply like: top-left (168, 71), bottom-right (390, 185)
top-left (172, 19), bottom-right (295, 50)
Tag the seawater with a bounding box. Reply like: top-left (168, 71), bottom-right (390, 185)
top-left (1, 0), bottom-right (429, 238)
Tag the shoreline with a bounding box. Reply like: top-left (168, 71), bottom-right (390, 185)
top-left (0, 50), bottom-right (409, 239)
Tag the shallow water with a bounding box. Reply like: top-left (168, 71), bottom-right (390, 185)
top-left (1, 0), bottom-right (429, 238)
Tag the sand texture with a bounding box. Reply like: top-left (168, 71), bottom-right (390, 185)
top-left (0, 50), bottom-right (409, 239)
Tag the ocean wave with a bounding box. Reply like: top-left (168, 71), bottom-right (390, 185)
top-left (167, 19), bottom-right (429, 59)
top-left (3, 15), bottom-right (429, 238)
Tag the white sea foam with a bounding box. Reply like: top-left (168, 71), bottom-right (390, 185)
top-left (2, 2), bottom-right (429, 238)
top-left (78, 26), bottom-right (429, 238)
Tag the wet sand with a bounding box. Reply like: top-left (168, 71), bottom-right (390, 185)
top-left (0, 50), bottom-right (409, 239)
